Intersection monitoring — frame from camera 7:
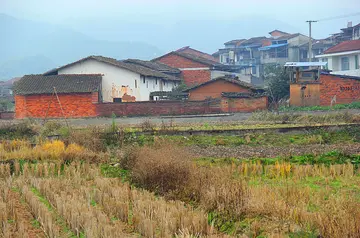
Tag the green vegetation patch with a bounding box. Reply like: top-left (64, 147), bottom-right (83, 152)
top-left (280, 102), bottom-right (360, 112)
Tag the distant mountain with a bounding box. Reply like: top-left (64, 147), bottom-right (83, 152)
top-left (0, 55), bottom-right (56, 80)
top-left (63, 16), bottom-right (300, 54)
top-left (0, 14), bottom-right (163, 80)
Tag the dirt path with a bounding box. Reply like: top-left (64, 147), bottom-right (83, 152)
top-left (3, 109), bottom-right (359, 127)
top-left (188, 143), bottom-right (360, 159)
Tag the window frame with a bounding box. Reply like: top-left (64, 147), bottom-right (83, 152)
top-left (341, 57), bottom-right (350, 71)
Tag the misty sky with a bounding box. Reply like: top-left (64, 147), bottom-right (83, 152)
top-left (1, 0), bottom-right (360, 52)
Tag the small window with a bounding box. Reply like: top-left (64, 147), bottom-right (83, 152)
top-left (163, 81), bottom-right (166, 87)
top-left (156, 79), bottom-right (158, 85)
top-left (135, 80), bottom-right (137, 88)
top-left (113, 98), bottom-right (122, 103)
top-left (252, 66), bottom-right (257, 74)
top-left (143, 77), bottom-right (145, 84)
top-left (355, 55), bottom-right (359, 69)
top-left (341, 57), bottom-right (350, 71)
top-left (301, 72), bottom-right (313, 78)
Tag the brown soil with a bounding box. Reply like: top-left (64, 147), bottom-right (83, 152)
top-left (7, 189), bottom-right (45, 238)
top-left (187, 143), bottom-right (360, 159)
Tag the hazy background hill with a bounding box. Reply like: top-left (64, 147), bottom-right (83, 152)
top-left (0, 14), bottom-right (163, 80)
top-left (0, 13), bottom-right (297, 81)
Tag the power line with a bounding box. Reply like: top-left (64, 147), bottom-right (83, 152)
top-left (316, 12), bottom-right (360, 22)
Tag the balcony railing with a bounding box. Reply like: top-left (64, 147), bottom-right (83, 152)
top-left (234, 58), bottom-right (259, 66)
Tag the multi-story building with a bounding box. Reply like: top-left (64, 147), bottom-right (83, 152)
top-left (216, 30), bottom-right (310, 78)
top-left (215, 37), bottom-right (270, 78)
top-left (329, 22), bottom-right (360, 44)
top-left (316, 39), bottom-right (360, 76)
top-left (259, 31), bottom-right (310, 65)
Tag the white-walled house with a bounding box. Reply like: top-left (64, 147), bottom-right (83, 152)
top-left (316, 40), bottom-right (360, 77)
top-left (44, 56), bottom-right (181, 102)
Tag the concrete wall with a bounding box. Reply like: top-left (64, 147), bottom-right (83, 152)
top-left (321, 53), bottom-right (360, 76)
top-left (290, 83), bottom-right (321, 107)
top-left (58, 58), bottom-right (177, 102)
top-left (188, 80), bottom-right (251, 101)
top-left (15, 92), bottom-right (98, 119)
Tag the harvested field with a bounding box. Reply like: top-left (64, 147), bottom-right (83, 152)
top-left (0, 183), bottom-right (45, 238)
top-left (188, 143), bottom-right (360, 159)
top-left (1, 112), bottom-right (360, 237)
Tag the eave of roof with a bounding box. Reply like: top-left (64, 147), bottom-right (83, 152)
top-left (44, 56), bottom-right (181, 81)
top-left (269, 29), bottom-right (290, 35)
top-left (123, 59), bottom-right (181, 74)
top-left (323, 40), bottom-right (360, 54)
top-left (14, 74), bottom-right (102, 95)
top-left (321, 72), bottom-right (360, 81)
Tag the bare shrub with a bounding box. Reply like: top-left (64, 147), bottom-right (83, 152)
top-left (140, 119), bottom-right (155, 132)
top-left (67, 126), bottom-right (105, 151)
top-left (130, 141), bottom-right (192, 195)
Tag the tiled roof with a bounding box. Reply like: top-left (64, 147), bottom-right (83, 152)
top-left (323, 40), bottom-right (360, 54)
top-left (14, 74), bottom-right (102, 95)
top-left (175, 46), bottom-right (219, 62)
top-left (276, 33), bottom-right (301, 40)
top-left (44, 56), bottom-right (181, 81)
top-left (269, 29), bottom-right (290, 35)
top-left (241, 37), bottom-right (268, 46)
top-left (123, 59), bottom-right (181, 74)
top-left (224, 39), bottom-right (247, 45)
top-left (152, 51), bottom-right (220, 67)
top-left (221, 92), bottom-right (267, 98)
top-left (183, 76), bottom-right (262, 92)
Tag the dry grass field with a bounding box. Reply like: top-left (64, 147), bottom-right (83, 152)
top-left (0, 112), bottom-right (359, 237)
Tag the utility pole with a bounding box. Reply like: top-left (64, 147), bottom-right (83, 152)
top-left (306, 20), bottom-right (317, 62)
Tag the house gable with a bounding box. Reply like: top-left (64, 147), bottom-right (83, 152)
top-left (187, 79), bottom-right (252, 101)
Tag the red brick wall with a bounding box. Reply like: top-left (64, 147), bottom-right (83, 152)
top-left (156, 54), bottom-right (212, 86)
top-left (96, 100), bottom-right (222, 117)
top-left (320, 74), bottom-right (360, 106)
top-left (182, 70), bottom-right (211, 86)
top-left (15, 92), bottom-right (98, 119)
top-left (156, 54), bottom-right (209, 68)
top-left (221, 96), bottom-right (268, 113)
top-left (188, 80), bottom-right (251, 101)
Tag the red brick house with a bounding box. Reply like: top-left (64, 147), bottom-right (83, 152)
top-left (152, 49), bottom-right (220, 86)
top-left (184, 76), bottom-right (268, 112)
top-left (14, 74), bottom-right (102, 119)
